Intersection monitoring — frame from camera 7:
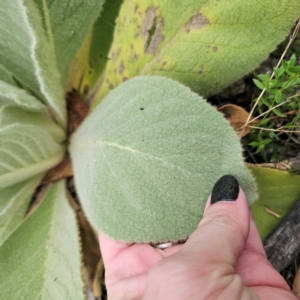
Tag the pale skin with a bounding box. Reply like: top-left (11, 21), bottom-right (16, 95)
top-left (99, 188), bottom-right (297, 300)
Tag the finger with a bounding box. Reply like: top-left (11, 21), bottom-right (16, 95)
top-left (236, 214), bottom-right (291, 291)
top-left (99, 231), bottom-right (132, 263)
top-left (178, 175), bottom-right (250, 272)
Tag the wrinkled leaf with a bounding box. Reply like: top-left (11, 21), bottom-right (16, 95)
top-left (45, 0), bottom-right (105, 86)
top-left (250, 166), bottom-right (300, 240)
top-left (0, 124), bottom-right (65, 189)
top-left (0, 181), bottom-right (84, 299)
top-left (70, 76), bottom-right (257, 243)
top-left (94, 0), bottom-right (300, 106)
top-left (0, 174), bottom-right (43, 246)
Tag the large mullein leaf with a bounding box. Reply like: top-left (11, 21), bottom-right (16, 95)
top-left (250, 166), bottom-right (300, 240)
top-left (94, 0), bottom-right (300, 106)
top-left (0, 124), bottom-right (64, 189)
top-left (80, 0), bottom-right (124, 94)
top-left (0, 174), bottom-right (44, 246)
top-left (45, 0), bottom-right (105, 86)
top-left (0, 81), bottom-right (65, 143)
top-left (1, 0), bottom-right (66, 127)
top-left (0, 181), bottom-right (84, 299)
top-left (70, 76), bottom-right (257, 243)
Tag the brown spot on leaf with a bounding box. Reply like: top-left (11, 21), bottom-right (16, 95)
top-left (185, 13), bottom-right (209, 33)
top-left (134, 4), bottom-right (138, 13)
top-left (131, 53), bottom-right (139, 62)
top-left (142, 7), bottom-right (164, 54)
top-left (119, 62), bottom-right (124, 75)
top-left (159, 61), bottom-right (167, 70)
top-left (213, 46), bottom-right (218, 52)
top-left (109, 83), bottom-right (114, 90)
top-left (198, 65), bottom-right (204, 74)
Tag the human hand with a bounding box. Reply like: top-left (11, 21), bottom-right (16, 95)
top-left (99, 175), bottom-right (296, 300)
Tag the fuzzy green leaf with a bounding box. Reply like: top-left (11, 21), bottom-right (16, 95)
top-left (0, 105), bottom-right (65, 144)
top-left (0, 174), bottom-right (43, 246)
top-left (0, 81), bottom-right (65, 143)
top-left (0, 80), bottom-right (44, 110)
top-left (70, 76), bottom-right (257, 243)
top-left (94, 0), bottom-right (300, 106)
top-left (0, 0), bottom-right (68, 127)
top-left (0, 124), bottom-right (65, 189)
top-left (250, 166), bottom-right (300, 240)
top-left (45, 0), bottom-right (105, 86)
top-left (80, 0), bottom-right (124, 93)
top-left (0, 181), bottom-right (84, 299)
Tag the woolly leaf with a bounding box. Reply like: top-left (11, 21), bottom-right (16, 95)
top-left (0, 174), bottom-right (43, 246)
top-left (0, 80), bottom-right (46, 110)
top-left (70, 76), bottom-right (257, 243)
top-left (0, 81), bottom-right (65, 143)
top-left (0, 0), bottom-right (67, 127)
top-left (94, 0), bottom-right (300, 106)
top-left (0, 181), bottom-right (84, 299)
top-left (250, 166), bottom-right (300, 241)
top-left (0, 124), bottom-right (65, 189)
top-left (45, 0), bottom-right (105, 86)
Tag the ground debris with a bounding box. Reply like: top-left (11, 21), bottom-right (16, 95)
top-left (264, 200), bottom-right (300, 272)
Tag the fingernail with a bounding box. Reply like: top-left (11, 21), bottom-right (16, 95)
top-left (211, 175), bottom-right (239, 204)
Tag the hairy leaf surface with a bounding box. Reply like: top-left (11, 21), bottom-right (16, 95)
top-left (0, 81), bottom-right (65, 143)
top-left (250, 166), bottom-right (300, 240)
top-left (0, 174), bottom-right (43, 246)
top-left (0, 124), bottom-right (64, 189)
top-left (0, 181), bottom-right (84, 299)
top-left (94, 0), bottom-right (300, 106)
top-left (1, 0), bottom-right (66, 127)
top-left (71, 76), bottom-right (257, 243)
top-left (45, 0), bottom-right (105, 86)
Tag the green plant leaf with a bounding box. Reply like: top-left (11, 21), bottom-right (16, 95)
top-left (0, 181), bottom-right (84, 299)
top-left (0, 66), bottom-right (15, 87)
top-left (94, 0), bottom-right (300, 106)
top-left (80, 0), bottom-right (124, 94)
top-left (45, 0), bottom-right (105, 87)
top-left (0, 81), bottom-right (66, 143)
top-left (0, 80), bottom-right (46, 110)
top-left (0, 124), bottom-right (65, 189)
top-left (70, 76), bottom-right (257, 243)
top-left (1, 0), bottom-right (66, 127)
top-left (0, 174), bottom-right (44, 246)
top-left (250, 166), bottom-right (300, 241)
top-left (0, 105), bottom-right (65, 144)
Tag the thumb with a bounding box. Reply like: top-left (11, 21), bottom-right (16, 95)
top-left (179, 175), bottom-right (250, 273)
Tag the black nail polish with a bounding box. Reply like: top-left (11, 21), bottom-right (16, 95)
top-left (211, 175), bottom-right (239, 204)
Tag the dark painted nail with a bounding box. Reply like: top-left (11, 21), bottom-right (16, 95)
top-left (211, 175), bottom-right (239, 204)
